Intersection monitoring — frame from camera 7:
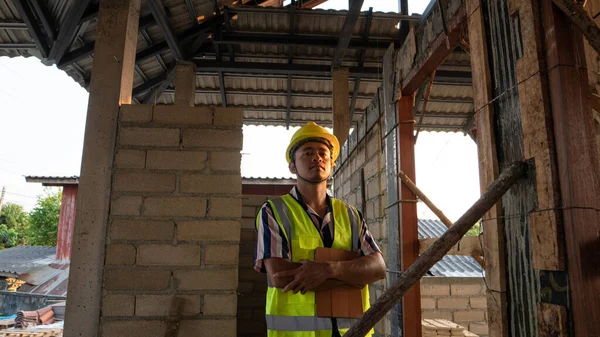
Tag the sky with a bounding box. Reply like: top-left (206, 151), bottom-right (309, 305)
top-left (0, 0), bottom-right (480, 221)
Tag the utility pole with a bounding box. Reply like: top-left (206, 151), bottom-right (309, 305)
top-left (0, 186), bottom-right (5, 210)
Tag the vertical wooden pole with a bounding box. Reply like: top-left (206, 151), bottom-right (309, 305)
top-left (333, 67), bottom-right (350, 145)
top-left (466, 0), bottom-right (508, 336)
top-left (63, 0), bottom-right (140, 336)
top-left (542, 0), bottom-right (600, 335)
top-left (397, 95), bottom-right (421, 337)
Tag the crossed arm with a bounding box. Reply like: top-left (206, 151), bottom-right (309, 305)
top-left (264, 252), bottom-right (386, 294)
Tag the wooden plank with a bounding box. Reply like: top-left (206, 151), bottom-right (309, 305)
top-left (174, 61), bottom-right (197, 106)
top-left (537, 303), bottom-right (568, 337)
top-left (542, 1), bottom-right (600, 336)
top-left (418, 236), bottom-right (483, 256)
top-left (466, 0), bottom-right (508, 336)
top-left (397, 95), bottom-right (421, 337)
top-left (333, 67), bottom-right (350, 145)
top-left (148, 0), bottom-right (184, 60)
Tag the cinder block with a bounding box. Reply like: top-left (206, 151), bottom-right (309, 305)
top-left (451, 284), bottom-right (483, 296)
top-left (205, 244), bottom-right (239, 265)
top-left (237, 282), bottom-right (254, 294)
top-left (120, 104), bottom-right (153, 123)
top-left (209, 197), bottom-right (241, 218)
top-left (213, 107), bottom-right (243, 127)
top-left (421, 310), bottom-right (453, 321)
top-left (242, 206), bottom-right (258, 218)
top-left (363, 155), bottom-right (381, 180)
top-left (146, 150), bottom-right (207, 170)
top-left (110, 219), bottom-right (174, 241)
top-left (101, 320), bottom-right (167, 337)
top-left (241, 217), bottom-right (256, 230)
top-left (104, 268), bottom-right (170, 290)
top-left (119, 127), bottom-right (179, 147)
top-left (177, 319), bottom-right (236, 337)
top-left (469, 322), bottom-right (489, 335)
top-left (421, 297), bottom-right (436, 309)
top-left (173, 269), bottom-right (237, 290)
top-left (180, 174), bottom-right (241, 194)
top-left (135, 294), bottom-right (201, 316)
top-left (204, 294), bottom-right (237, 315)
top-left (470, 296), bottom-right (487, 309)
top-left (105, 244), bottom-right (136, 265)
top-left (113, 172), bottom-right (176, 192)
top-left (242, 195), bottom-right (269, 207)
top-left (115, 149), bottom-right (146, 168)
top-left (210, 151), bottom-right (242, 172)
top-left (183, 129), bottom-right (242, 149)
top-left (366, 178), bottom-right (381, 200)
top-left (454, 310), bottom-right (486, 322)
top-left (137, 244), bottom-right (201, 266)
top-left (143, 197), bottom-right (207, 217)
top-left (240, 230), bottom-right (256, 243)
top-left (438, 298), bottom-right (470, 309)
top-left (110, 196), bottom-right (142, 216)
top-left (102, 294), bottom-right (134, 316)
top-left (237, 294), bottom-right (266, 308)
top-left (420, 283), bottom-right (450, 296)
top-left (177, 220), bottom-right (240, 242)
top-left (153, 105), bottom-right (212, 125)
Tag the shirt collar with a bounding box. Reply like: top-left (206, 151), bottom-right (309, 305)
top-left (289, 186), bottom-right (332, 214)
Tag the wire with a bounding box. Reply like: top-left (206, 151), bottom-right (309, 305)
top-left (5, 191), bottom-right (37, 199)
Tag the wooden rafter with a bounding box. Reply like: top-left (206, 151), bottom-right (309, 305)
top-left (28, 0), bottom-right (56, 42)
top-left (148, 0), bottom-right (184, 60)
top-left (184, 0), bottom-right (198, 24)
top-left (349, 7), bottom-right (372, 122)
top-left (48, 0), bottom-right (90, 63)
top-left (12, 0), bottom-right (50, 57)
top-left (414, 70), bottom-right (435, 142)
top-left (331, 0), bottom-right (364, 68)
top-left (286, 1), bottom-right (297, 128)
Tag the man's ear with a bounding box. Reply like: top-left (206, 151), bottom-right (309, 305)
top-left (289, 161), bottom-right (296, 174)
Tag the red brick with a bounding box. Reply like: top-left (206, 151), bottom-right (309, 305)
top-left (105, 244), bottom-right (136, 265)
top-left (113, 172), bottom-right (175, 192)
top-left (183, 129), bottom-right (242, 149)
top-left (177, 220), bottom-right (240, 241)
top-left (177, 319), bottom-right (236, 337)
top-left (104, 268), bottom-right (170, 290)
top-left (102, 294), bottom-right (134, 316)
top-left (209, 197), bottom-right (241, 218)
top-left (119, 127), bottom-right (179, 147)
top-left (137, 244), bottom-right (201, 266)
top-left (438, 298), bottom-right (470, 309)
top-left (179, 174), bottom-right (241, 194)
top-left (101, 320), bottom-right (167, 337)
top-left (135, 295), bottom-right (201, 316)
top-left (115, 149), bottom-right (146, 168)
top-left (173, 269), bottom-right (237, 290)
top-left (120, 104), bottom-right (153, 123)
top-left (146, 150), bottom-right (207, 170)
top-left (213, 107), bottom-right (243, 127)
top-left (210, 151), bottom-right (242, 172)
top-left (110, 196), bottom-right (142, 216)
top-left (153, 105), bottom-right (212, 125)
top-left (204, 294), bottom-right (237, 315)
top-left (205, 244), bottom-right (239, 265)
top-left (110, 219), bottom-right (174, 241)
top-left (143, 196), bottom-right (207, 217)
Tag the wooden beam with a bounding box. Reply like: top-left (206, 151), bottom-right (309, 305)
top-left (148, 0), bottom-right (184, 60)
top-left (332, 67), bottom-right (350, 145)
top-left (419, 237), bottom-right (483, 256)
top-left (414, 71), bottom-right (435, 142)
top-left (28, 0), bottom-right (56, 42)
top-left (552, 0), bottom-right (600, 57)
top-left (344, 161), bottom-right (528, 337)
top-left (141, 65), bottom-right (177, 104)
top-left (12, 0), bottom-right (50, 58)
top-left (542, 0), bottom-right (600, 335)
top-left (184, 0), bottom-right (198, 24)
top-left (331, 0), bottom-right (364, 68)
top-left (349, 7), bottom-right (372, 122)
top-left (174, 61), bottom-right (197, 106)
top-left (48, 0), bottom-right (90, 63)
top-left (397, 95), bottom-right (421, 337)
top-left (398, 170), bottom-right (453, 227)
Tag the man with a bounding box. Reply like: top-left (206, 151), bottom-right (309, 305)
top-left (254, 122), bottom-right (386, 337)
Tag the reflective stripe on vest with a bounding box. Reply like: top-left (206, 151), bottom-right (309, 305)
top-left (264, 194), bottom-right (373, 337)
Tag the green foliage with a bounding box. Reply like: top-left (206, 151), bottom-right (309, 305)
top-left (0, 203), bottom-right (29, 248)
top-left (466, 221), bottom-right (482, 236)
top-left (27, 188), bottom-right (62, 246)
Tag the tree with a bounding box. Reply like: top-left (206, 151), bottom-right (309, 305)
top-left (28, 188), bottom-right (62, 246)
top-left (0, 203), bottom-right (29, 248)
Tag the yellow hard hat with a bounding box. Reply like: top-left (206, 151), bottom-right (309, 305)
top-left (286, 122), bottom-right (340, 165)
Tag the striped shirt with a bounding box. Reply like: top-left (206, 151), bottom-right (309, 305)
top-left (254, 187), bottom-right (381, 273)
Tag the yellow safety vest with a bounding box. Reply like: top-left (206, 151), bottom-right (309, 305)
top-left (260, 194), bottom-right (373, 337)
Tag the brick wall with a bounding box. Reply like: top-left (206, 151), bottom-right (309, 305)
top-left (101, 104), bottom-right (243, 337)
top-left (421, 277), bottom-right (488, 337)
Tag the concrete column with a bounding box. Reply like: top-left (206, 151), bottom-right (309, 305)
top-left (63, 0), bottom-right (141, 336)
top-left (333, 67), bottom-right (350, 145)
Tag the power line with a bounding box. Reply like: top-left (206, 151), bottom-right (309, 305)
top-left (5, 191), bottom-right (37, 199)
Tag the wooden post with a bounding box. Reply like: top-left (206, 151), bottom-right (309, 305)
top-left (174, 61), bottom-right (197, 107)
top-left (344, 162), bottom-right (528, 337)
top-left (466, 0), bottom-right (508, 336)
top-left (333, 67), bottom-right (350, 145)
top-left (396, 95), bottom-right (421, 337)
top-left (542, 0), bottom-right (600, 335)
top-left (63, 0), bottom-right (141, 336)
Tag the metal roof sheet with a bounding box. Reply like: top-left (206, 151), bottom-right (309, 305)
top-left (0, 246), bottom-right (56, 277)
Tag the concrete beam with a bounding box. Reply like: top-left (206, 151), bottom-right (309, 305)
top-left (333, 67), bottom-right (351, 145)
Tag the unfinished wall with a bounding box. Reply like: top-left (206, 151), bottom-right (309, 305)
top-left (421, 277), bottom-right (488, 337)
top-left (101, 104), bottom-right (242, 337)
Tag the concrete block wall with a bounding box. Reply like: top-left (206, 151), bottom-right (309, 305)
top-left (421, 278), bottom-right (488, 337)
top-left (101, 104), bottom-right (243, 337)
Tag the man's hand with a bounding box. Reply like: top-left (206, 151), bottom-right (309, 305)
top-left (273, 260), bottom-right (333, 294)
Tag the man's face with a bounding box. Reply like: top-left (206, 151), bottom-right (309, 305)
top-left (289, 142), bottom-right (333, 181)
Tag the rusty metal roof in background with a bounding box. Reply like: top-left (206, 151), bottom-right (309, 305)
top-left (0, 0), bottom-right (473, 132)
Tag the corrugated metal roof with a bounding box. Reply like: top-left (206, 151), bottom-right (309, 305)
top-left (0, 246), bottom-right (56, 277)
